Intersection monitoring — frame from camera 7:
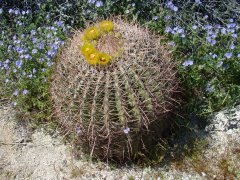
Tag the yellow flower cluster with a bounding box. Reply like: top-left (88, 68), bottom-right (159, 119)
top-left (80, 20), bottom-right (114, 66)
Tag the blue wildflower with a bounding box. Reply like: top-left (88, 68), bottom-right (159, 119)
top-left (221, 28), bottom-right (227, 34)
top-left (32, 38), bottom-right (37, 43)
top-left (212, 54), bottom-right (218, 59)
top-left (229, 43), bottom-right (235, 50)
top-left (88, 0), bottom-right (95, 3)
top-left (231, 34), bottom-right (237, 38)
top-left (16, 21), bottom-right (23, 26)
top-left (37, 42), bottom-right (45, 49)
top-left (47, 34), bottom-right (52, 38)
top-left (76, 127), bottom-right (82, 135)
top-left (164, 15), bottom-right (171, 20)
top-left (0, 8), bottom-right (3, 14)
top-left (210, 39), bottom-right (216, 46)
top-left (165, 26), bottom-right (172, 33)
top-left (153, 16), bottom-right (158, 20)
top-left (195, 0), bottom-right (201, 5)
top-left (22, 89), bottom-right (28, 95)
top-left (31, 30), bottom-right (36, 35)
top-left (224, 52), bottom-right (232, 59)
top-left (95, 1), bottom-right (103, 7)
top-left (182, 60), bottom-right (194, 66)
top-left (32, 49), bottom-right (38, 54)
top-left (15, 60), bottom-right (23, 68)
top-left (123, 127), bottom-right (130, 134)
top-left (206, 83), bottom-right (214, 93)
top-left (227, 23), bottom-right (236, 28)
top-left (55, 21), bottom-right (63, 27)
top-left (32, 68), bottom-right (36, 74)
top-left (173, 6), bottom-right (178, 12)
top-left (192, 25), bottom-right (198, 30)
top-left (13, 90), bottom-right (19, 96)
top-left (237, 53), bottom-right (240, 58)
top-left (24, 54), bottom-right (32, 59)
top-left (8, 9), bottom-right (14, 14)
top-left (14, 10), bottom-right (20, 15)
top-left (168, 41), bottom-right (176, 47)
top-left (204, 24), bottom-right (212, 30)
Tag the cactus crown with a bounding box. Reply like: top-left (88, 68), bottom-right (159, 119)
top-left (51, 18), bottom-right (180, 162)
top-left (80, 20), bottom-right (123, 66)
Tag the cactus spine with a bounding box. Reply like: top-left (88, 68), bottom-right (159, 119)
top-left (51, 18), bottom-right (179, 162)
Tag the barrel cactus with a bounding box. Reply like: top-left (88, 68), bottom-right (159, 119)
top-left (50, 18), bottom-right (180, 162)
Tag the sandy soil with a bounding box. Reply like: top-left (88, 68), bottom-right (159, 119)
top-left (0, 103), bottom-right (239, 180)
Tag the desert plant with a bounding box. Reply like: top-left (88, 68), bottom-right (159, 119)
top-left (50, 18), bottom-right (180, 162)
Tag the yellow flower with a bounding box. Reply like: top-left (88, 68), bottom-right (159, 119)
top-left (99, 53), bottom-right (111, 65)
top-left (85, 51), bottom-right (100, 65)
top-left (84, 27), bottom-right (101, 40)
top-left (99, 20), bottom-right (114, 32)
top-left (80, 43), bottom-right (95, 57)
